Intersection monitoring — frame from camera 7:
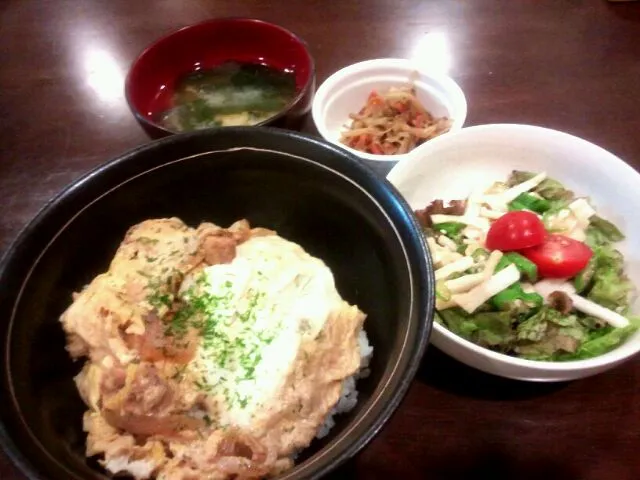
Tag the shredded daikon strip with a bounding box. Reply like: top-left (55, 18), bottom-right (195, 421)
top-left (534, 280), bottom-right (630, 328)
top-left (427, 237), bottom-right (463, 268)
top-left (434, 256), bottom-right (475, 281)
top-left (480, 207), bottom-right (505, 220)
top-left (452, 264), bottom-right (520, 313)
top-left (482, 250), bottom-right (503, 279)
top-left (483, 172), bottom-right (547, 210)
top-left (437, 234), bottom-right (458, 252)
top-left (445, 273), bottom-right (485, 294)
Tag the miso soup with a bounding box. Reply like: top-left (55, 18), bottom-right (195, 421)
top-left (159, 61), bottom-right (297, 132)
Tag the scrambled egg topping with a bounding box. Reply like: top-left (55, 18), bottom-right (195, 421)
top-left (60, 218), bottom-right (368, 480)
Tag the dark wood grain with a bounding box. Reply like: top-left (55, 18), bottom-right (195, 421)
top-left (2, 1), bottom-right (640, 479)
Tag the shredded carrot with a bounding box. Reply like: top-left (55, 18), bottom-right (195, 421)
top-left (370, 142), bottom-right (384, 154)
top-left (340, 85), bottom-right (452, 155)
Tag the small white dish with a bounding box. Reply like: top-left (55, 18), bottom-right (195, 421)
top-left (312, 58), bottom-right (467, 163)
top-left (387, 123), bottom-right (640, 382)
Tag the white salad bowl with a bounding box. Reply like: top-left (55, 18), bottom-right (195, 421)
top-left (387, 123), bottom-right (640, 382)
top-left (312, 58), bottom-right (467, 164)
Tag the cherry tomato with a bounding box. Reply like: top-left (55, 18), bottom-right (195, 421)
top-left (520, 234), bottom-right (593, 278)
top-left (485, 211), bottom-right (547, 251)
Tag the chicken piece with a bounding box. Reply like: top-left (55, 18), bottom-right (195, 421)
top-left (196, 220), bottom-right (275, 266)
top-left (84, 411), bottom-right (167, 478)
top-left (110, 218), bottom-right (204, 313)
top-left (200, 430), bottom-right (275, 478)
top-left (162, 429), bottom-right (277, 480)
top-left (111, 218), bottom-right (203, 283)
top-left (61, 219), bottom-right (203, 364)
top-left (200, 233), bottom-right (236, 266)
top-left (101, 363), bottom-right (205, 437)
top-left (101, 363), bottom-right (172, 416)
top-left (61, 273), bottom-right (144, 363)
top-left (123, 312), bottom-right (199, 364)
top-left (75, 363), bottom-right (105, 411)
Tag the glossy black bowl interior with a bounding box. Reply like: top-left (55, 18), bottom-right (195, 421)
top-left (0, 127), bottom-right (433, 480)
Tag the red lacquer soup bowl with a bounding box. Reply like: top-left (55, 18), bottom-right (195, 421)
top-left (125, 18), bottom-right (316, 138)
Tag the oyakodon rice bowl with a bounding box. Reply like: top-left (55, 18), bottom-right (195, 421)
top-left (60, 217), bottom-right (372, 479)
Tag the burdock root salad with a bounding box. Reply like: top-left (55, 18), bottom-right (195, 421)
top-left (415, 171), bottom-right (638, 361)
top-left (60, 218), bottom-right (372, 479)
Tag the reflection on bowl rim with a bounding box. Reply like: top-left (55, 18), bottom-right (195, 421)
top-left (124, 17), bottom-right (316, 136)
top-left (387, 123), bottom-right (640, 380)
top-left (312, 57), bottom-right (467, 163)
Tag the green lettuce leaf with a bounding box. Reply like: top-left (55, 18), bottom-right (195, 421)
top-left (507, 171), bottom-right (574, 201)
top-left (589, 215), bottom-right (625, 243)
top-left (536, 178), bottom-right (574, 201)
top-left (507, 171), bottom-right (536, 187)
top-left (515, 307), bottom-right (588, 359)
top-left (594, 244), bottom-right (624, 272)
top-left (557, 317), bottom-right (639, 360)
top-left (516, 309), bottom-right (548, 342)
top-left (577, 315), bottom-right (607, 330)
top-left (586, 225), bottom-right (609, 248)
top-left (587, 244), bottom-right (632, 311)
top-left (438, 308), bottom-right (515, 349)
top-left (472, 312), bottom-right (516, 348)
top-left (437, 308), bottom-right (478, 340)
top-left (588, 269), bottom-right (633, 311)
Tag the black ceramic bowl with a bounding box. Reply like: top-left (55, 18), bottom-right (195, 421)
top-left (0, 128), bottom-right (433, 480)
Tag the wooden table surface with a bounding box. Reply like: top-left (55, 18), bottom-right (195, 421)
top-left (2, 1), bottom-right (640, 479)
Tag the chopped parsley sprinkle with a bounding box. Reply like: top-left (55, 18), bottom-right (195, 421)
top-left (194, 376), bottom-right (213, 393)
top-left (145, 270), bottom-right (282, 410)
top-left (148, 290), bottom-right (173, 309)
top-left (236, 393), bottom-right (248, 409)
top-left (171, 364), bottom-right (187, 381)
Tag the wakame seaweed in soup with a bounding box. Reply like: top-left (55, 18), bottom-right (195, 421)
top-left (159, 61), bottom-right (297, 131)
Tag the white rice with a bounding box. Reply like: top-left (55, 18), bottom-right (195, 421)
top-left (315, 329), bottom-right (373, 439)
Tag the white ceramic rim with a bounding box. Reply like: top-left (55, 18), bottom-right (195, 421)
top-left (312, 58), bottom-right (467, 162)
top-left (388, 123), bottom-right (640, 374)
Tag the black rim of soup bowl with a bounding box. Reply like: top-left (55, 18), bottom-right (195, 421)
top-left (0, 127), bottom-right (434, 480)
top-left (124, 17), bottom-right (317, 137)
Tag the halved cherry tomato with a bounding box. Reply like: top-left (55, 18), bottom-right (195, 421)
top-left (519, 234), bottom-right (593, 278)
top-left (485, 211), bottom-right (547, 251)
